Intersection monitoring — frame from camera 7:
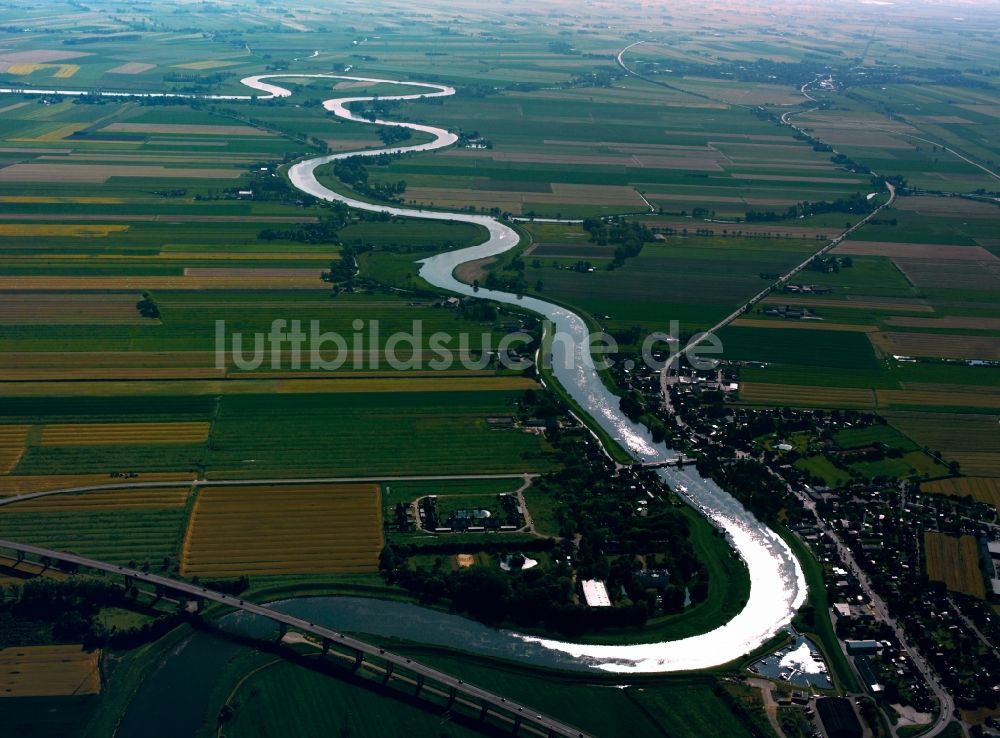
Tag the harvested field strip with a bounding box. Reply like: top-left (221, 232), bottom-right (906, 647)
top-left (0, 424), bottom-right (30, 474)
top-left (739, 383), bottom-right (875, 408)
top-left (0, 296), bottom-right (148, 326)
top-left (872, 333), bottom-right (1000, 361)
top-left (0, 276), bottom-right (325, 290)
top-left (0, 472), bottom-right (194, 496)
top-left (760, 296), bottom-right (934, 312)
top-left (924, 531), bottom-right (985, 598)
top-left (0, 369), bottom-right (225, 381)
top-left (0, 224), bottom-right (129, 237)
top-left (886, 317), bottom-right (1000, 330)
top-left (272, 377), bottom-right (536, 394)
top-left (833, 241), bottom-right (998, 260)
top-left (39, 422), bottom-right (210, 446)
top-left (182, 483), bottom-right (383, 576)
top-left (947, 454), bottom-right (1000, 478)
top-left (731, 319), bottom-right (876, 332)
top-left (923, 478), bottom-right (1000, 508)
top-left (0, 645), bottom-right (100, 697)
top-left (0, 164), bottom-right (242, 183)
top-left (876, 389), bottom-right (1000, 410)
top-left (2, 488), bottom-right (189, 513)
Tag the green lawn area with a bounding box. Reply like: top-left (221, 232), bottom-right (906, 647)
top-left (834, 424), bottom-right (919, 451)
top-left (794, 455), bottom-right (852, 488)
top-left (207, 391), bottom-right (558, 478)
top-left (222, 660), bottom-right (487, 738)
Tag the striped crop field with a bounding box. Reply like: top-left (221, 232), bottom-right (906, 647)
top-left (924, 531), bottom-right (986, 599)
top-left (2, 487), bottom-right (190, 513)
top-left (739, 383), bottom-right (876, 409)
top-left (39, 422), bottom-right (210, 446)
top-left (0, 224), bottom-right (129, 237)
top-left (0, 425), bottom-right (29, 474)
top-left (0, 487), bottom-right (192, 565)
top-left (923, 478), bottom-right (1000, 508)
top-left (0, 645), bottom-right (100, 697)
top-left (181, 484), bottom-right (383, 577)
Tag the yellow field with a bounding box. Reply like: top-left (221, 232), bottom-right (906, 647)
top-left (1, 487), bottom-right (190, 514)
top-left (739, 383), bottom-right (876, 408)
top-left (0, 472), bottom-right (195, 496)
top-left (0, 425), bottom-right (29, 474)
top-left (181, 484), bottom-right (383, 576)
top-left (923, 478), bottom-right (1000, 508)
top-left (39, 422), bottom-right (210, 446)
top-left (0, 645), bottom-right (100, 697)
top-left (924, 531), bottom-right (985, 598)
top-left (6, 63), bottom-right (79, 78)
top-left (0, 224), bottom-right (129, 237)
top-left (0, 276), bottom-right (323, 290)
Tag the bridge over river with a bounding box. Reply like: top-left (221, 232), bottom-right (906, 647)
top-left (0, 538), bottom-right (590, 738)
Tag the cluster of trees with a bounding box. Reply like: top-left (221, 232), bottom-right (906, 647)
top-left (746, 192), bottom-right (876, 222)
top-left (136, 291), bottom-right (160, 319)
top-left (322, 242), bottom-right (371, 287)
top-left (378, 126), bottom-right (412, 146)
top-left (379, 428), bottom-right (709, 633)
top-left (582, 217), bottom-right (654, 266)
top-left (333, 155), bottom-right (407, 202)
top-left (2, 577), bottom-right (182, 650)
top-left (259, 207), bottom-right (349, 243)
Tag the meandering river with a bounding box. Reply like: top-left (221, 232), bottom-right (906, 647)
top-left (239, 73), bottom-right (806, 673)
top-left (0, 72), bottom-right (806, 673)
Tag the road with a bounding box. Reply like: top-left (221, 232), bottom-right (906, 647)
top-left (0, 473), bottom-right (539, 509)
top-left (0, 537), bottom-right (590, 738)
top-left (788, 488), bottom-right (956, 738)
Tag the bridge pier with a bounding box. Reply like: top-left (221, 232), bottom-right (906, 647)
top-left (381, 662), bottom-right (394, 685)
top-left (277, 622), bottom-right (288, 640)
top-left (446, 686), bottom-right (457, 709)
top-left (479, 701), bottom-right (489, 721)
top-left (511, 716), bottom-right (522, 735)
top-left (414, 674), bottom-right (425, 696)
top-left (352, 650), bottom-right (363, 671)
top-left (14, 550), bottom-right (23, 563)
top-left (321, 637), bottom-right (331, 657)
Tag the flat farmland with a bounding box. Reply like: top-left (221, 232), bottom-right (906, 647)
top-left (205, 390), bottom-right (556, 478)
top-left (886, 412), bottom-right (1000, 477)
top-left (181, 484), bottom-right (383, 577)
top-left (1, 487), bottom-right (190, 513)
top-left (38, 422), bottom-right (210, 446)
top-left (738, 383), bottom-right (876, 409)
top-left (0, 645), bottom-right (100, 697)
top-left (523, 232), bottom-right (821, 335)
top-left (924, 531), bottom-right (986, 598)
top-left (922, 478), bottom-right (1000, 508)
top-left (0, 487), bottom-right (189, 565)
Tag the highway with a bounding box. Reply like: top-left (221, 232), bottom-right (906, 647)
top-left (0, 537), bottom-right (589, 738)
